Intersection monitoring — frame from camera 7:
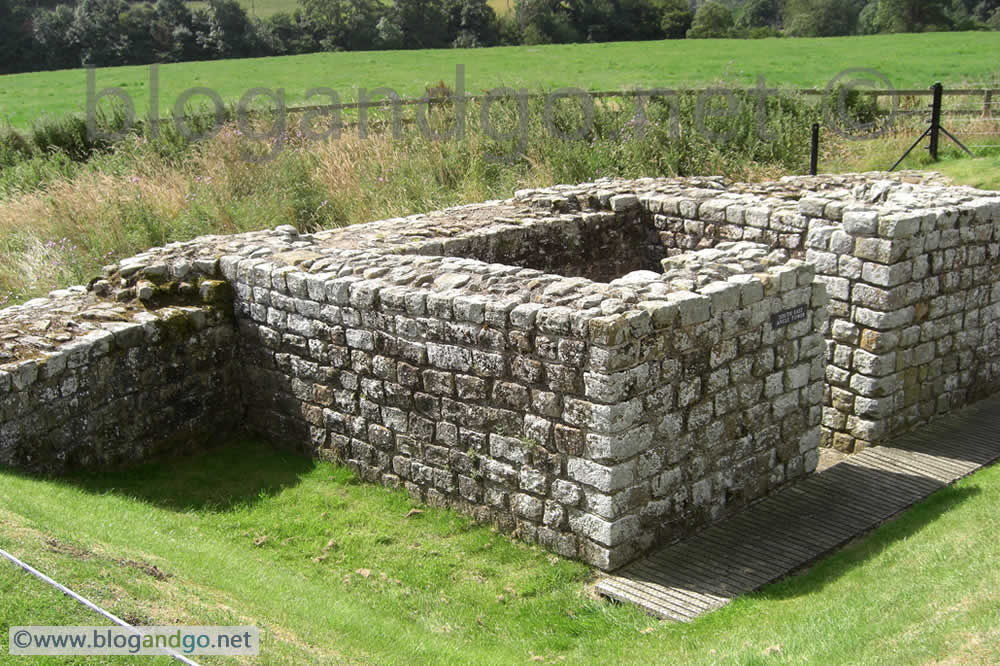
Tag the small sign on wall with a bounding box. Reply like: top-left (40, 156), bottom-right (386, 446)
top-left (771, 304), bottom-right (807, 329)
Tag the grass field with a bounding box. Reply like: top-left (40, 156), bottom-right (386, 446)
top-left (188, 0), bottom-right (297, 18)
top-left (1, 440), bottom-right (999, 664)
top-left (2, 32), bottom-right (999, 130)
top-left (490, 0), bottom-right (513, 15)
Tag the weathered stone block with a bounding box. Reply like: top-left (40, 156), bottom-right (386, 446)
top-left (843, 210), bottom-right (879, 236)
top-left (567, 457), bottom-right (636, 493)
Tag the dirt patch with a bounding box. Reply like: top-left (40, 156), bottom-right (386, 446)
top-left (45, 537), bottom-right (170, 581)
top-left (116, 559), bottom-right (172, 582)
top-left (45, 537), bottom-right (93, 560)
top-left (117, 610), bottom-right (154, 626)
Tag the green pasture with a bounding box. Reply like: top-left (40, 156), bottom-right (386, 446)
top-left (2, 31), bottom-right (998, 130)
top-left (187, 0), bottom-right (298, 18)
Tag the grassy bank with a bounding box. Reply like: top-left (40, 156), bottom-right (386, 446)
top-left (2, 32), bottom-right (999, 130)
top-left (1, 440), bottom-right (998, 663)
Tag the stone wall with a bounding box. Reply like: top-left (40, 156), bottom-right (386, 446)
top-left (0, 291), bottom-right (240, 473)
top-left (1, 172), bottom-right (997, 571)
top-left (229, 235), bottom-right (825, 569)
top-left (514, 174), bottom-right (1000, 451)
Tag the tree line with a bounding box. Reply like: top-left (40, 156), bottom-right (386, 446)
top-left (1, 0), bottom-right (998, 76)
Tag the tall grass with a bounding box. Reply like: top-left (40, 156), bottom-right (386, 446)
top-left (1, 87), bottom-right (988, 307)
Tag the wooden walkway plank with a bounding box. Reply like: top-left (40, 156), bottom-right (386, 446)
top-left (721, 507), bottom-right (855, 555)
top-left (848, 456), bottom-right (951, 491)
top-left (861, 451), bottom-right (973, 481)
top-left (601, 573), bottom-right (727, 610)
top-left (596, 395), bottom-right (1000, 621)
top-left (782, 469), bottom-right (924, 519)
top-left (641, 542), bottom-right (766, 591)
top-left (606, 569), bottom-right (727, 611)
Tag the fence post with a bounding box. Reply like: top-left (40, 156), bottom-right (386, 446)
top-left (928, 82), bottom-right (943, 161)
top-left (984, 89), bottom-right (994, 118)
top-left (810, 123), bottom-right (819, 176)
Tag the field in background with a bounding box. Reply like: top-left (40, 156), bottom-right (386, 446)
top-left (2, 31), bottom-right (999, 130)
top-left (187, 0), bottom-right (297, 18)
top-left (1, 80), bottom-right (998, 307)
top-left (2, 440), bottom-right (999, 664)
top-left (489, 0), bottom-right (512, 15)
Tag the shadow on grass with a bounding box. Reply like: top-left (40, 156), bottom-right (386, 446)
top-left (0, 439), bottom-right (319, 512)
top-left (616, 461), bottom-right (989, 608)
top-left (754, 482), bottom-right (982, 602)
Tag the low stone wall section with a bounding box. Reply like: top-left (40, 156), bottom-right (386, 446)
top-left (0, 290), bottom-right (240, 472)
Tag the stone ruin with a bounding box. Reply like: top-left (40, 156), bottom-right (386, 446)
top-left (1, 173), bottom-right (998, 570)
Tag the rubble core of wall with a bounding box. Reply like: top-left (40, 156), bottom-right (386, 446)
top-left (0, 171), bottom-right (997, 572)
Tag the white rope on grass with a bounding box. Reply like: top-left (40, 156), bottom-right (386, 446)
top-left (0, 546), bottom-right (200, 666)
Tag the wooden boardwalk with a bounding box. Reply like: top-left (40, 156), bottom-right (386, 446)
top-left (595, 395), bottom-right (1000, 622)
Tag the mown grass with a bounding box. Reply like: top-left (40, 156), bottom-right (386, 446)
top-left (1, 32), bottom-right (999, 130)
top-left (1, 440), bottom-right (998, 664)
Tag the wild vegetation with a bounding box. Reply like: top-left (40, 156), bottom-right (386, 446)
top-left (0, 86), bottom-right (828, 305)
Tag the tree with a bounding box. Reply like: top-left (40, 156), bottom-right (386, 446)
top-left (151, 0), bottom-right (194, 60)
top-left (119, 3), bottom-right (159, 65)
top-left (784, 0), bottom-right (864, 36)
top-left (199, 0), bottom-right (257, 58)
top-left (737, 0), bottom-right (782, 29)
top-left (265, 10), bottom-right (321, 55)
top-left (857, 1), bottom-right (880, 32)
top-left (989, 6), bottom-right (1000, 27)
top-left (444, 0), bottom-right (498, 47)
top-left (375, 15), bottom-right (404, 48)
top-left (874, 0), bottom-right (952, 32)
top-left (390, 0), bottom-right (449, 49)
top-left (496, 11), bottom-right (522, 44)
top-left (946, 0), bottom-right (979, 30)
top-left (155, 0), bottom-right (192, 28)
top-left (297, 0), bottom-right (382, 50)
top-left (69, 0), bottom-right (131, 66)
top-left (686, 1), bottom-right (734, 38)
top-left (608, 0), bottom-right (665, 41)
top-left (974, 0), bottom-right (1000, 21)
top-left (1, 0), bottom-right (42, 74)
top-left (32, 4), bottom-right (78, 70)
top-left (659, 0), bottom-right (693, 38)
top-left (515, 0), bottom-right (581, 44)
